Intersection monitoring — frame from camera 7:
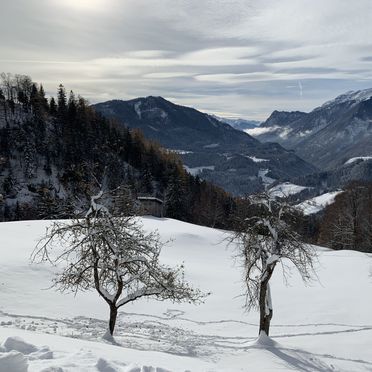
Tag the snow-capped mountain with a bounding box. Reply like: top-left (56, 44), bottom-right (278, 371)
top-left (249, 88), bottom-right (372, 169)
top-left (94, 97), bottom-right (316, 195)
top-left (320, 88), bottom-right (372, 109)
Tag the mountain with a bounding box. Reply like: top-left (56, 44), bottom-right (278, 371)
top-left (94, 97), bottom-right (259, 151)
top-left (93, 97), bottom-right (316, 195)
top-left (247, 110), bottom-right (308, 146)
top-left (249, 89), bottom-right (372, 169)
top-left (212, 115), bottom-right (261, 131)
top-left (0, 74), bottom-right (235, 228)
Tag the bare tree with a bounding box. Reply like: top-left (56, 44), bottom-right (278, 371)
top-left (0, 72), bottom-right (35, 123)
top-left (232, 192), bottom-right (316, 337)
top-left (319, 182), bottom-right (372, 252)
top-left (33, 190), bottom-right (205, 339)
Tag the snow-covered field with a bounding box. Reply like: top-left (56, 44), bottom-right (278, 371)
top-left (258, 169), bottom-right (276, 187)
top-left (296, 191), bottom-right (342, 215)
top-left (0, 218), bottom-right (372, 371)
top-left (268, 182), bottom-right (308, 198)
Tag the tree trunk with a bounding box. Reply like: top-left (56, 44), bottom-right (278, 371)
top-left (259, 280), bottom-right (273, 336)
top-left (259, 262), bottom-right (275, 336)
top-left (109, 305), bottom-right (118, 336)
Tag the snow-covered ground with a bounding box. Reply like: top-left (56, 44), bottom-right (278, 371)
top-left (244, 156), bottom-right (269, 163)
top-left (167, 149), bottom-right (194, 155)
top-left (184, 165), bottom-right (215, 176)
top-left (322, 89), bottom-right (372, 109)
top-left (1, 218), bottom-right (372, 371)
top-left (268, 182), bottom-right (308, 198)
top-left (296, 191), bottom-right (343, 215)
top-left (258, 169), bottom-right (275, 187)
top-left (344, 156), bottom-right (372, 165)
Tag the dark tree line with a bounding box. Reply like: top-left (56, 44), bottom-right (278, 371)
top-left (0, 74), bottom-right (236, 228)
top-left (318, 182), bottom-right (372, 252)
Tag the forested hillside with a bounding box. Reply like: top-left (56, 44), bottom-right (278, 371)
top-left (0, 73), bottom-right (235, 228)
top-left (318, 181), bottom-right (372, 252)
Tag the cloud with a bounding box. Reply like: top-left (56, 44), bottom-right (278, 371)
top-left (1, 0), bottom-right (372, 120)
top-left (144, 72), bottom-right (195, 79)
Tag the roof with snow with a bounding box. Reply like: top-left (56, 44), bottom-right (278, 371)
top-left (137, 196), bottom-right (164, 204)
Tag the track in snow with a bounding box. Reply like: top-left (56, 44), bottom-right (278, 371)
top-left (2, 309), bottom-right (372, 367)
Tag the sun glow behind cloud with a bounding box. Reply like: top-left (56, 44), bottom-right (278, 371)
top-left (1, 0), bottom-right (372, 120)
top-left (52, 0), bottom-right (107, 12)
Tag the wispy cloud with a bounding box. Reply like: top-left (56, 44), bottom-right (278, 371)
top-left (1, 0), bottom-right (372, 120)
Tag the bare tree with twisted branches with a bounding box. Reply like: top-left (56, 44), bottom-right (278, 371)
top-left (33, 190), bottom-right (206, 339)
top-left (232, 191), bottom-right (317, 337)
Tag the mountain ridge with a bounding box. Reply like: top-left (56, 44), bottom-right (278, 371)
top-left (249, 88), bottom-right (372, 169)
top-left (95, 96), bottom-right (259, 151)
top-left (94, 96), bottom-right (317, 195)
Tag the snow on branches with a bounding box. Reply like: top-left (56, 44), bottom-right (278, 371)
top-left (232, 191), bottom-right (316, 336)
top-left (33, 190), bottom-right (206, 337)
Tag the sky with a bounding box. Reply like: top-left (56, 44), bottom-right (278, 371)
top-left (1, 0), bottom-right (372, 120)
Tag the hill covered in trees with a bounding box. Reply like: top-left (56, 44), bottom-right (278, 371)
top-left (318, 181), bottom-right (372, 252)
top-left (0, 73), bottom-right (235, 228)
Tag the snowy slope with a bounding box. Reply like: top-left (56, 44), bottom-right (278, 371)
top-left (0, 218), bottom-right (372, 371)
top-left (320, 88), bottom-right (372, 109)
top-left (344, 156), bottom-right (372, 165)
top-left (296, 191), bottom-right (342, 215)
top-left (268, 182), bottom-right (308, 197)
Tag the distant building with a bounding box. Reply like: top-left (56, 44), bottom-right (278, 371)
top-left (137, 196), bottom-right (164, 217)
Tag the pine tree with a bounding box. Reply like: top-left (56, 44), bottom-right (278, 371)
top-left (112, 186), bottom-right (136, 216)
top-left (30, 83), bottom-right (46, 119)
top-left (141, 167), bottom-right (154, 194)
top-left (39, 85), bottom-right (49, 112)
top-left (37, 191), bottom-right (59, 219)
top-left (49, 97), bottom-right (57, 115)
top-left (57, 84), bottom-right (67, 116)
top-left (165, 170), bottom-right (188, 221)
top-left (68, 90), bottom-right (77, 120)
